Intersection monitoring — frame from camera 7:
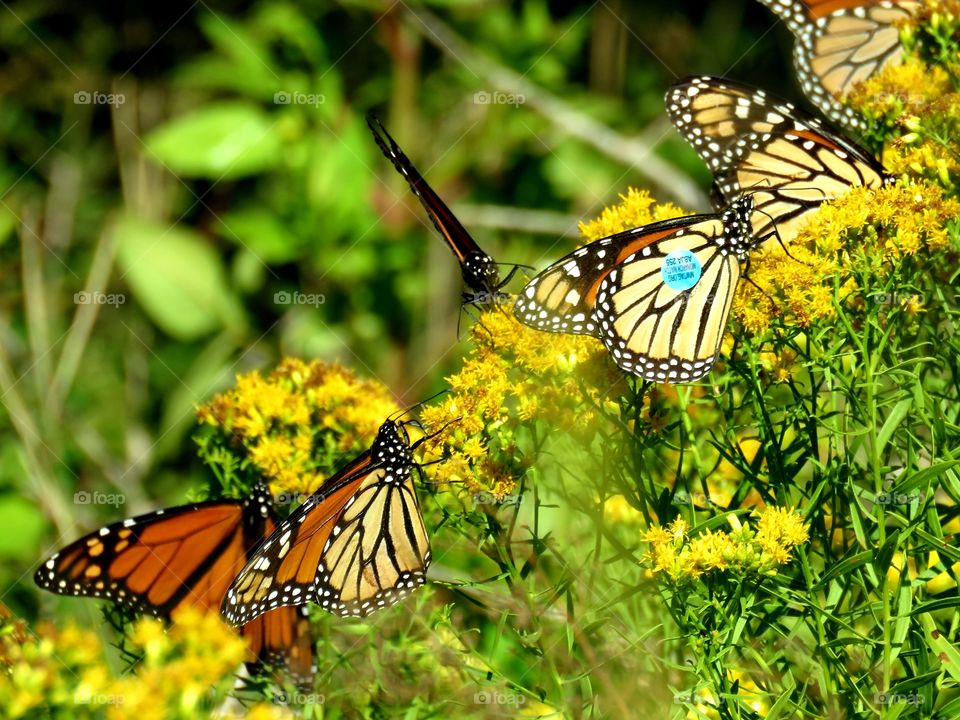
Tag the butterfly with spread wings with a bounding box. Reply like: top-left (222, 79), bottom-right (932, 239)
top-left (514, 197), bottom-right (758, 383)
top-left (222, 417), bottom-right (431, 625)
top-left (34, 481), bottom-right (314, 686)
top-left (665, 75), bottom-right (888, 244)
top-left (367, 116), bottom-right (522, 308)
top-left (756, 0), bottom-right (921, 132)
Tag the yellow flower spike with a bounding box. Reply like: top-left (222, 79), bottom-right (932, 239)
top-left (198, 361), bottom-right (400, 498)
top-left (579, 187), bottom-right (687, 242)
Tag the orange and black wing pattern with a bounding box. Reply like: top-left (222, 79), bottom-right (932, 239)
top-left (35, 481), bottom-right (314, 684)
top-left (223, 419), bottom-right (431, 625)
top-left (515, 198), bottom-right (758, 383)
top-left (756, 0), bottom-right (919, 131)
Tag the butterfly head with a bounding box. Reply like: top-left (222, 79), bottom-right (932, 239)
top-left (462, 252), bottom-right (500, 294)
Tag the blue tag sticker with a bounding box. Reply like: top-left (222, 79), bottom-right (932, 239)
top-left (661, 249), bottom-right (702, 291)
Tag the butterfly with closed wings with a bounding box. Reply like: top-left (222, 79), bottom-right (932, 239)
top-left (514, 196), bottom-right (763, 383)
top-left (666, 75), bottom-right (889, 244)
top-left (367, 116), bottom-right (523, 309)
top-left (34, 480), bottom-right (315, 687)
top-left (756, 0), bottom-right (921, 132)
top-left (222, 416), bottom-right (432, 626)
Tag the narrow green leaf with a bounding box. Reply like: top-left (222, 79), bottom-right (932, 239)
top-left (877, 397), bottom-right (913, 452)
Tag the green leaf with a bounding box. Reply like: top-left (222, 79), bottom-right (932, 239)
top-left (877, 396), bottom-right (913, 453)
top-left (0, 494), bottom-right (45, 559)
top-left (145, 102), bottom-right (281, 179)
top-left (898, 460), bottom-right (960, 494)
top-left (918, 613), bottom-right (960, 683)
top-left (889, 585), bottom-right (912, 664)
top-left (116, 216), bottom-right (246, 340)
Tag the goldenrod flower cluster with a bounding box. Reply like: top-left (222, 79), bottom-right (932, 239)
top-left (578, 187), bottom-right (686, 241)
top-left (197, 359), bottom-right (399, 497)
top-left (734, 183), bottom-right (959, 334)
top-left (643, 508), bottom-right (809, 582)
top-left (419, 310), bottom-right (620, 498)
top-left (0, 609), bottom-right (287, 720)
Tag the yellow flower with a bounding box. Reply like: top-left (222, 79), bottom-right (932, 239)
top-left (420, 309), bottom-right (619, 497)
top-left (601, 495), bottom-right (644, 524)
top-left (733, 183), bottom-right (959, 333)
top-left (198, 360), bottom-right (400, 497)
top-left (579, 187), bottom-right (686, 242)
top-left (644, 507), bottom-right (808, 581)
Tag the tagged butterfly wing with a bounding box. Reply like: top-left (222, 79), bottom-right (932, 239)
top-left (34, 482), bottom-right (314, 686)
top-left (513, 214), bottom-right (707, 337)
top-left (666, 76), bottom-right (887, 244)
top-left (515, 198), bottom-right (757, 382)
top-left (367, 116), bottom-right (501, 298)
top-left (222, 420), bottom-right (431, 625)
top-left (757, 0), bottom-right (920, 131)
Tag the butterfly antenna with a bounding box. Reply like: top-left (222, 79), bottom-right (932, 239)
top-left (388, 389), bottom-right (451, 423)
top-left (411, 416), bottom-right (464, 451)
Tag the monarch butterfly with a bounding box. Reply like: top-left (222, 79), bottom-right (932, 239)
top-left (513, 196), bottom-right (758, 382)
top-left (665, 76), bottom-right (888, 245)
top-left (222, 417), bottom-right (431, 625)
top-left (34, 481), bottom-right (315, 686)
top-left (756, 0), bottom-right (920, 131)
top-left (367, 116), bottom-right (520, 307)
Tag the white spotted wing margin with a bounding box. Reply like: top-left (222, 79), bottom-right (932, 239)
top-left (221, 420), bottom-right (431, 626)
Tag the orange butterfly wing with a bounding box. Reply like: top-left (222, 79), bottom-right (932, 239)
top-left (223, 421), bottom-right (431, 625)
top-left (35, 485), bottom-right (315, 685)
